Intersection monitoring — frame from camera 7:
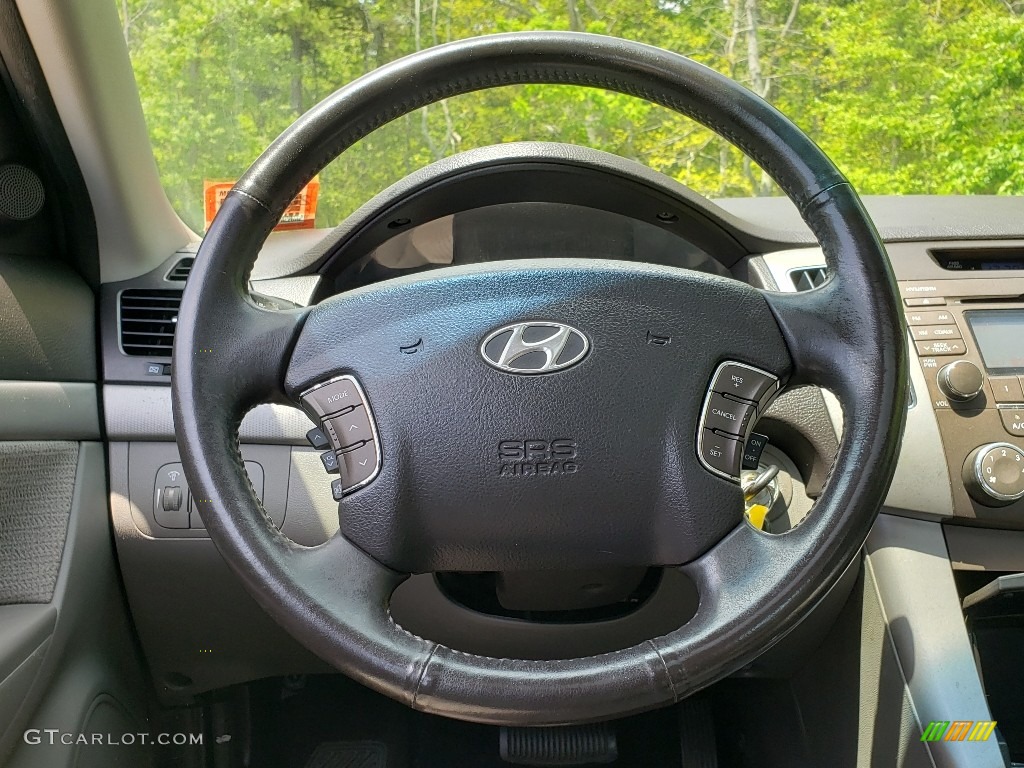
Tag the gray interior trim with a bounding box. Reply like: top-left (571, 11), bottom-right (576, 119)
top-left (14, 0), bottom-right (194, 283)
top-left (0, 382), bottom-right (99, 440)
top-left (717, 195), bottom-right (1024, 246)
top-left (103, 384), bottom-right (311, 443)
top-left (1, 443), bottom-right (150, 762)
top-left (885, 347), bottom-right (954, 516)
top-left (252, 275), bottom-right (322, 307)
top-left (945, 525), bottom-right (1024, 572)
top-left (866, 514), bottom-right (1001, 768)
top-left (0, 605), bottom-right (55, 685)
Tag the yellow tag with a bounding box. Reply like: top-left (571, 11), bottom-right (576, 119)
top-left (745, 504), bottom-right (770, 531)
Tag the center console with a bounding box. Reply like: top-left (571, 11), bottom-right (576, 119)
top-left (898, 253), bottom-right (1024, 529)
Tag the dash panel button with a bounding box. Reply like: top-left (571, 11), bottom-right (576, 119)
top-left (713, 363), bottom-right (777, 405)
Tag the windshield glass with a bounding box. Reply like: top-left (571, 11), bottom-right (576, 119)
top-left (120, 0), bottom-right (1024, 233)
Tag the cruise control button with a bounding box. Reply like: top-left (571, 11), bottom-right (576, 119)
top-left (906, 309), bottom-right (954, 326)
top-left (911, 324), bottom-right (961, 340)
top-left (999, 407), bottom-right (1024, 437)
top-left (742, 433), bottom-right (770, 470)
top-left (712, 363), bottom-right (777, 403)
top-left (301, 380), bottom-right (362, 419)
top-left (704, 393), bottom-right (755, 436)
top-left (991, 377), bottom-right (1024, 404)
top-left (320, 450), bottom-right (340, 474)
top-left (698, 430), bottom-right (743, 479)
top-left (327, 405), bottom-right (373, 448)
top-left (340, 441), bottom-right (378, 489)
top-left (915, 340), bottom-right (965, 356)
top-left (306, 427), bottom-right (330, 450)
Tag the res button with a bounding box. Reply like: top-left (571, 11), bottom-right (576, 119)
top-left (712, 363), bottom-right (778, 405)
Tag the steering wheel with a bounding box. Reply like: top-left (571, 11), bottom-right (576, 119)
top-left (172, 32), bottom-right (907, 725)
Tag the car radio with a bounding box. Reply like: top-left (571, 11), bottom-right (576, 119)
top-left (900, 272), bottom-right (1024, 528)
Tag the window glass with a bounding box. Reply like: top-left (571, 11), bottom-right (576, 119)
top-left (119, 0), bottom-right (1024, 232)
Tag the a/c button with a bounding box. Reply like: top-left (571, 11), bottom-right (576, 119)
top-left (1000, 407), bottom-right (1024, 437)
top-left (703, 393), bottom-right (754, 437)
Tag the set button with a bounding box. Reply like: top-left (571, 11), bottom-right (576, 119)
top-left (301, 375), bottom-right (381, 497)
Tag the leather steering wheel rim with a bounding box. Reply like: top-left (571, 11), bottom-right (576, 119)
top-left (171, 31), bottom-right (908, 725)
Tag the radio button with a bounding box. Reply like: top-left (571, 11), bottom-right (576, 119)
top-left (991, 377), bottom-right (1024, 404)
top-left (704, 393), bottom-right (755, 437)
top-left (911, 324), bottom-right (961, 340)
top-left (916, 340), bottom-right (966, 356)
top-left (906, 309), bottom-right (955, 325)
top-left (999, 407), bottom-right (1024, 437)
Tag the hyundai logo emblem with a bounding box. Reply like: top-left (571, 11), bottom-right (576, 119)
top-left (480, 322), bottom-right (590, 374)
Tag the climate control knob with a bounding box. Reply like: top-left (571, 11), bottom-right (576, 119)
top-left (938, 360), bottom-right (984, 402)
top-left (963, 443), bottom-right (1024, 506)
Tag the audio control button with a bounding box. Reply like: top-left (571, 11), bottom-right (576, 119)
top-left (916, 340), bottom-right (965, 356)
top-left (911, 324), bottom-right (961, 340)
top-left (326, 405), bottom-right (372, 449)
top-left (906, 309), bottom-right (955, 325)
top-left (340, 441), bottom-right (379, 490)
top-left (300, 379), bottom-right (363, 419)
top-left (991, 377), bottom-right (1024, 404)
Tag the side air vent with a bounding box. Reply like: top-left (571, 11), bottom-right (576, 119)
top-left (789, 266), bottom-right (828, 292)
top-left (166, 257), bottom-right (194, 281)
top-left (119, 289), bottom-right (181, 357)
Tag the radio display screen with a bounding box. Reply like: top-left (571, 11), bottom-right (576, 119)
top-left (966, 311), bottom-right (1024, 371)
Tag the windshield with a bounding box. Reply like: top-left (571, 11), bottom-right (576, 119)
top-left (120, 0), bottom-right (1024, 233)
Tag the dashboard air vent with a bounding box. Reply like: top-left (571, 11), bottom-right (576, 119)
top-left (119, 289), bottom-right (181, 357)
top-left (166, 257), bottom-right (194, 281)
top-left (789, 266), bottom-right (828, 292)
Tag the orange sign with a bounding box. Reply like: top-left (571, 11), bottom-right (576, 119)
top-left (203, 176), bottom-right (320, 232)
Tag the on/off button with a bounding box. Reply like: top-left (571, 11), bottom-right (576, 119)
top-left (703, 392), bottom-right (754, 436)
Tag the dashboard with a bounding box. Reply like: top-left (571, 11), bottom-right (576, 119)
top-left (95, 148), bottom-right (1024, 705)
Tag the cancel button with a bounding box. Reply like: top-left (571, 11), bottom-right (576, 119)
top-left (703, 392), bottom-right (755, 437)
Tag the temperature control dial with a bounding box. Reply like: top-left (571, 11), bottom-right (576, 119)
top-left (963, 442), bottom-right (1024, 506)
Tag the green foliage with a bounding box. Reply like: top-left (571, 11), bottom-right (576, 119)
top-left (118, 0), bottom-right (1024, 232)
